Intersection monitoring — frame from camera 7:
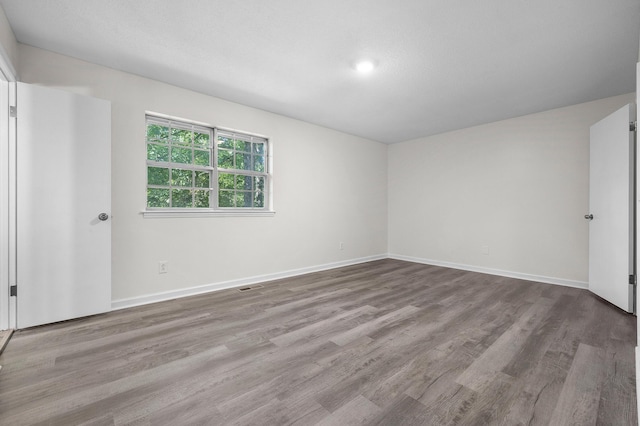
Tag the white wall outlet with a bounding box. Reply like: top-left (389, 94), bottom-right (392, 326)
top-left (481, 246), bottom-right (489, 255)
top-left (158, 261), bottom-right (168, 274)
top-left (339, 242), bottom-right (344, 250)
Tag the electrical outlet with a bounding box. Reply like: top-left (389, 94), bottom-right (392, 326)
top-left (158, 261), bottom-right (168, 274)
top-left (339, 242), bottom-right (344, 250)
top-left (481, 246), bottom-right (489, 255)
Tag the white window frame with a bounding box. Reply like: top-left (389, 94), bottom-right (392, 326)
top-left (143, 115), bottom-right (273, 218)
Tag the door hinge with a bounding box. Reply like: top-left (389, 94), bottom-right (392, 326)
top-left (630, 121), bottom-right (637, 132)
top-left (9, 106), bottom-right (16, 118)
top-left (629, 275), bottom-right (636, 286)
top-left (9, 285), bottom-right (17, 296)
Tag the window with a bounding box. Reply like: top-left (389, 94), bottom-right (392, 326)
top-left (216, 130), bottom-right (267, 208)
top-left (145, 115), bottom-right (270, 216)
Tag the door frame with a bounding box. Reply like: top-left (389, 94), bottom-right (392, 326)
top-left (0, 44), bottom-right (16, 331)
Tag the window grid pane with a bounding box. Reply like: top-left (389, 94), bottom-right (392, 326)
top-left (213, 172), bottom-right (265, 208)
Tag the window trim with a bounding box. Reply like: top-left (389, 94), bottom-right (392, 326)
top-left (142, 209), bottom-right (275, 218)
top-left (143, 114), bottom-right (274, 218)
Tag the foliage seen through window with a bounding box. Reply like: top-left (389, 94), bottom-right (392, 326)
top-left (146, 117), bottom-right (268, 211)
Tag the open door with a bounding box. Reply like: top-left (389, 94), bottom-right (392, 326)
top-left (16, 83), bottom-right (111, 328)
top-left (588, 103), bottom-right (635, 313)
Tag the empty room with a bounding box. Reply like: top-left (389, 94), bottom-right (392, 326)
top-left (0, 1), bottom-right (639, 425)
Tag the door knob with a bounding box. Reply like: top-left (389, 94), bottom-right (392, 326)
top-left (584, 214), bottom-right (593, 220)
top-left (98, 213), bottom-right (109, 221)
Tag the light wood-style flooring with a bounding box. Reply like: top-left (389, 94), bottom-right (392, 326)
top-left (0, 259), bottom-right (636, 425)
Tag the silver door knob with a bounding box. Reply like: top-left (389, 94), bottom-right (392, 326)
top-left (584, 214), bottom-right (593, 220)
top-left (98, 213), bottom-right (109, 221)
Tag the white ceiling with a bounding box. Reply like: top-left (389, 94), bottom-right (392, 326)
top-left (1, 0), bottom-right (639, 143)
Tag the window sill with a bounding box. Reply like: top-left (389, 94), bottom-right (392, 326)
top-left (142, 209), bottom-right (276, 218)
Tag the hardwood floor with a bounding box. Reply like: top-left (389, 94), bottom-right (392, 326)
top-left (0, 329), bottom-right (12, 356)
top-left (0, 259), bottom-right (636, 425)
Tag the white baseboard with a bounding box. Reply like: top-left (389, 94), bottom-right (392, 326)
top-left (388, 254), bottom-right (588, 289)
top-left (112, 253), bottom-right (589, 312)
top-left (111, 254), bottom-right (387, 311)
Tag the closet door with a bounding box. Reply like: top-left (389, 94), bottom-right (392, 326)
top-left (587, 103), bottom-right (635, 313)
top-left (16, 83), bottom-right (111, 328)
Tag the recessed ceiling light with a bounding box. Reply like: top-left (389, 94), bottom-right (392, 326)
top-left (355, 60), bottom-right (376, 73)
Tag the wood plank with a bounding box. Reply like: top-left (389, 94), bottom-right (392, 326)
top-left (270, 305), bottom-right (378, 347)
top-left (315, 394), bottom-right (381, 426)
top-left (455, 299), bottom-right (554, 392)
top-left (548, 343), bottom-right (606, 425)
top-left (0, 329), bottom-right (13, 356)
top-left (329, 305), bottom-right (420, 346)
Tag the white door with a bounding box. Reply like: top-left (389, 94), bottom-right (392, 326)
top-left (588, 103), bottom-right (635, 313)
top-left (16, 83), bottom-right (111, 328)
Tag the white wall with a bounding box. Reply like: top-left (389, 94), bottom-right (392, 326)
top-left (389, 93), bottom-right (635, 285)
top-left (0, 5), bottom-right (17, 75)
top-left (18, 44), bottom-right (388, 303)
top-left (13, 41), bottom-right (638, 306)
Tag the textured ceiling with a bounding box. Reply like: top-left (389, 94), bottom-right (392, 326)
top-left (1, 0), bottom-right (639, 143)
